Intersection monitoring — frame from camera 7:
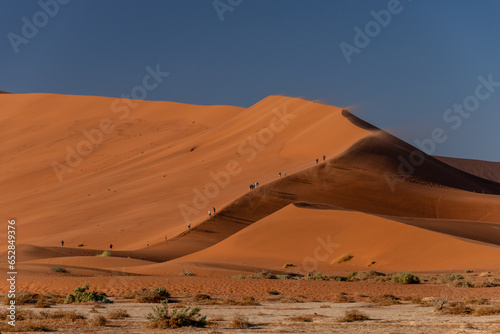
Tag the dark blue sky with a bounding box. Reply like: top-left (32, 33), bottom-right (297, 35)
top-left (2, 0), bottom-right (500, 161)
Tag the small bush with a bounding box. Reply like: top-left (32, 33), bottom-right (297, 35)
top-left (230, 314), bottom-right (251, 328)
top-left (448, 273), bottom-right (464, 280)
top-left (333, 293), bottom-right (354, 303)
top-left (288, 315), bottom-right (313, 322)
top-left (133, 287), bottom-right (170, 303)
top-left (147, 301), bottom-right (207, 329)
top-left (465, 269), bottom-right (473, 273)
top-left (50, 266), bottom-right (68, 273)
top-left (276, 274), bottom-right (292, 280)
top-left (91, 315), bottom-right (107, 326)
top-left (107, 309), bottom-right (129, 319)
top-left (283, 263), bottom-right (294, 268)
top-left (337, 309), bottom-right (369, 322)
top-left (440, 302), bottom-right (474, 315)
top-left (370, 294), bottom-right (400, 306)
top-left (474, 305), bottom-right (500, 316)
top-left (179, 267), bottom-right (196, 276)
top-left (39, 310), bottom-right (86, 320)
top-left (267, 289), bottom-right (280, 296)
top-left (254, 270), bottom-right (276, 279)
top-left (346, 271), bottom-right (358, 280)
top-left (193, 294), bottom-right (211, 302)
top-left (391, 272), bottom-right (420, 284)
top-left (231, 275), bottom-right (246, 279)
top-left (64, 283), bottom-right (109, 304)
top-left (306, 270), bottom-right (329, 280)
top-left (77, 243), bottom-right (84, 247)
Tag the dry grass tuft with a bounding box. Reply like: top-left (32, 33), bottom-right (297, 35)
top-left (333, 254), bottom-right (353, 264)
top-left (474, 305), bottom-right (500, 316)
top-left (91, 315), bottom-right (107, 326)
top-left (107, 308), bottom-right (130, 319)
top-left (337, 309), bottom-right (369, 322)
top-left (370, 294), bottom-right (400, 306)
top-left (288, 315), bottom-right (313, 322)
top-left (333, 293), bottom-right (354, 303)
top-left (230, 314), bottom-right (251, 328)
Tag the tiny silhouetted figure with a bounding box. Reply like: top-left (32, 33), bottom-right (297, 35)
top-left (249, 184), bottom-right (255, 190)
top-left (279, 172), bottom-right (281, 177)
top-left (316, 158), bottom-right (319, 164)
top-left (165, 235), bottom-right (167, 240)
top-left (109, 244), bottom-right (113, 250)
top-left (61, 240), bottom-right (64, 247)
top-left (284, 172), bottom-right (286, 176)
top-left (213, 207), bottom-right (216, 214)
top-left (255, 182), bottom-right (259, 187)
top-left (323, 155), bottom-right (326, 161)
top-left (208, 210), bottom-right (211, 216)
top-left (147, 241), bottom-right (149, 247)
top-left (188, 222), bottom-right (191, 230)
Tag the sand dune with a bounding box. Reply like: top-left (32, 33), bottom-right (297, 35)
top-left (2, 92), bottom-right (500, 281)
top-left (436, 156), bottom-right (500, 183)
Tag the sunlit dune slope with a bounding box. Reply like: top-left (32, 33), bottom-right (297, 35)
top-left (1, 93), bottom-right (369, 249)
top-left (138, 205), bottom-right (500, 274)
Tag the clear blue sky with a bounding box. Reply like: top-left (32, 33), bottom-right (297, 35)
top-left (2, 0), bottom-right (500, 161)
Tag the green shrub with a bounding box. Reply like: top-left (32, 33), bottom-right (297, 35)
top-left (147, 301), bottom-right (206, 329)
top-left (64, 283), bottom-right (110, 304)
top-left (346, 271), bottom-right (358, 280)
top-left (77, 243), bottom-right (84, 247)
top-left (283, 263), bottom-right (294, 268)
top-left (231, 275), bottom-right (246, 279)
top-left (391, 272), bottom-right (420, 284)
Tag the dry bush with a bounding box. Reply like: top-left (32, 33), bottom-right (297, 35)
top-left (230, 314), bottom-right (251, 328)
top-left (333, 293), bottom-right (354, 303)
top-left (40, 310), bottom-right (86, 320)
top-left (127, 287), bottom-right (170, 303)
top-left (288, 315), bottom-right (313, 322)
top-left (0, 320), bottom-right (49, 332)
top-left (91, 315), bottom-right (107, 326)
top-left (464, 297), bottom-right (489, 305)
top-left (267, 289), bottom-right (280, 296)
top-left (391, 272), bottom-right (420, 284)
top-left (107, 308), bottom-right (129, 319)
top-left (440, 302), bottom-right (474, 315)
top-left (193, 293), bottom-right (211, 302)
top-left (218, 296), bottom-right (258, 306)
top-left (337, 309), bottom-right (369, 322)
top-left (370, 294), bottom-right (400, 306)
top-left (474, 305), bottom-right (500, 316)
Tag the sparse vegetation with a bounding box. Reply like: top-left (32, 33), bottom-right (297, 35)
top-left (334, 254), bottom-right (353, 264)
top-left (473, 305), bottom-right (500, 316)
top-left (333, 293), bottom-right (354, 303)
top-left (306, 270), bottom-right (329, 280)
top-left (50, 266), bottom-right (68, 273)
top-left (267, 289), bottom-right (280, 295)
top-left (230, 314), bottom-right (251, 328)
top-left (97, 251), bottom-right (112, 257)
top-left (107, 309), bottom-right (130, 319)
top-left (288, 315), bottom-right (313, 322)
top-left (337, 309), bottom-right (370, 322)
top-left (126, 287), bottom-right (171, 303)
top-left (91, 315), bottom-right (107, 326)
top-left (391, 272), bottom-right (420, 284)
top-left (179, 267), bottom-right (196, 276)
top-left (64, 283), bottom-right (109, 304)
top-left (147, 301), bottom-right (207, 329)
top-left (193, 293), bottom-right (211, 302)
top-left (77, 243), bottom-right (84, 247)
top-left (370, 294), bottom-right (400, 306)
top-left (283, 263), bottom-right (294, 268)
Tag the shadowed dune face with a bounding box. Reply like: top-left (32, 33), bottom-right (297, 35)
top-left (435, 156), bottom-right (500, 183)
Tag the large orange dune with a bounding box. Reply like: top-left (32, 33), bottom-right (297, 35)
top-left (1, 92), bottom-right (500, 290)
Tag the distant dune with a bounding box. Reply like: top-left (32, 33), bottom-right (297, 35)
top-left (2, 93), bottom-right (500, 278)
